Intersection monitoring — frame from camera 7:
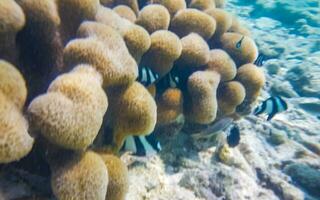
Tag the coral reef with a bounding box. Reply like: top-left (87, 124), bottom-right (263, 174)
top-left (149, 0), bottom-right (186, 17)
top-left (113, 5), bottom-right (137, 22)
top-left (0, 60), bottom-right (33, 163)
top-left (99, 153), bottom-right (129, 200)
top-left (170, 9), bottom-right (216, 40)
top-left (51, 151), bottom-right (108, 200)
top-left (136, 4), bottom-right (170, 34)
top-left (27, 65), bottom-right (108, 150)
top-left (184, 71), bottom-right (220, 124)
top-left (0, 0), bottom-right (272, 199)
top-left (0, 0), bottom-right (25, 65)
top-left (107, 82), bottom-right (157, 152)
top-left (140, 30), bottom-right (182, 76)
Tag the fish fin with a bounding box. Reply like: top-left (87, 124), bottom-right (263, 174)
top-left (122, 132), bottom-right (161, 156)
top-left (267, 113), bottom-right (276, 121)
top-left (122, 136), bottom-right (137, 153)
top-left (254, 101), bottom-right (267, 115)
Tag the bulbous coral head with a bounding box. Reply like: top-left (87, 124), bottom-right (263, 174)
top-left (114, 0), bottom-right (140, 15)
top-left (0, 60), bottom-right (27, 110)
top-left (157, 88), bottom-right (184, 125)
top-left (229, 15), bottom-right (251, 36)
top-left (113, 5), bottom-right (137, 22)
top-left (205, 8), bottom-right (232, 42)
top-left (56, 0), bottom-right (100, 41)
top-left (175, 33), bottom-right (210, 69)
top-left (136, 4), bottom-right (170, 34)
top-left (51, 151), bottom-right (108, 200)
top-left (205, 49), bottom-right (237, 81)
top-left (235, 63), bottom-right (265, 104)
top-left (108, 82), bottom-right (157, 152)
top-left (0, 0), bottom-right (25, 34)
top-left (184, 70), bottom-right (221, 124)
top-left (217, 81), bottom-right (246, 116)
top-left (170, 9), bottom-right (216, 40)
top-left (0, 0), bottom-right (25, 64)
top-left (99, 153), bottom-right (129, 200)
top-left (27, 65), bottom-right (108, 150)
top-left (17, 0), bottom-right (60, 30)
top-left (95, 6), bottom-right (151, 63)
top-left (149, 0), bottom-right (186, 17)
top-left (220, 32), bottom-right (258, 66)
top-left (141, 30), bottom-right (182, 77)
top-left (0, 93), bottom-right (34, 164)
top-left (189, 0), bottom-right (216, 10)
top-left (63, 35), bottom-right (138, 88)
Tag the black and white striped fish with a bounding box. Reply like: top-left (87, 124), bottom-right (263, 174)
top-left (138, 66), bottom-right (159, 87)
top-left (254, 53), bottom-right (267, 67)
top-left (254, 96), bottom-right (288, 121)
top-left (122, 132), bottom-right (161, 156)
top-left (162, 72), bottom-right (180, 88)
top-left (227, 124), bottom-right (240, 148)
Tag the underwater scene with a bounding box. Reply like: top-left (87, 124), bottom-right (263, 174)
top-left (0, 0), bottom-right (319, 199)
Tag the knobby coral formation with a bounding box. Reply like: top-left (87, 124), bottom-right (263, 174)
top-left (0, 0), bottom-right (265, 199)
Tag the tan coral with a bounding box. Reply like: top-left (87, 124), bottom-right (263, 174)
top-left (27, 65), bottom-right (108, 150)
top-left (235, 63), bottom-right (266, 103)
top-left (229, 15), bottom-right (251, 36)
top-left (113, 0), bottom-right (139, 15)
top-left (0, 0), bottom-right (25, 64)
top-left (189, 0), bottom-right (216, 10)
top-left (170, 9), bottom-right (216, 40)
top-left (205, 8), bottom-right (232, 40)
top-left (184, 70), bottom-right (221, 124)
top-left (64, 33), bottom-right (138, 87)
top-left (157, 88), bottom-right (184, 125)
top-left (217, 81), bottom-right (246, 116)
top-left (0, 62), bottom-right (33, 163)
top-left (141, 30), bottom-right (182, 77)
top-left (95, 6), bottom-right (151, 63)
top-left (220, 32), bottom-right (258, 66)
top-left (205, 49), bottom-right (237, 81)
top-left (99, 153), bottom-right (129, 200)
top-left (107, 82), bottom-right (157, 152)
top-left (136, 4), bottom-right (170, 34)
top-left (113, 5), bottom-right (137, 22)
top-left (56, 0), bottom-right (100, 42)
top-left (149, 0), bottom-right (186, 17)
top-left (0, 93), bottom-right (34, 164)
top-left (175, 33), bottom-right (210, 69)
top-left (0, 60), bottom-right (27, 109)
top-left (51, 151), bottom-right (108, 200)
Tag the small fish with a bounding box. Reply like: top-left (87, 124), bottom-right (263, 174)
top-left (156, 72), bottom-right (180, 92)
top-left (138, 66), bottom-right (159, 86)
top-left (254, 53), bottom-right (266, 66)
top-left (227, 125), bottom-right (240, 147)
top-left (122, 132), bottom-right (161, 156)
top-left (254, 96), bottom-right (288, 121)
top-left (236, 36), bottom-right (245, 48)
top-left (165, 72), bottom-right (180, 88)
top-left (191, 117), bottom-right (234, 139)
